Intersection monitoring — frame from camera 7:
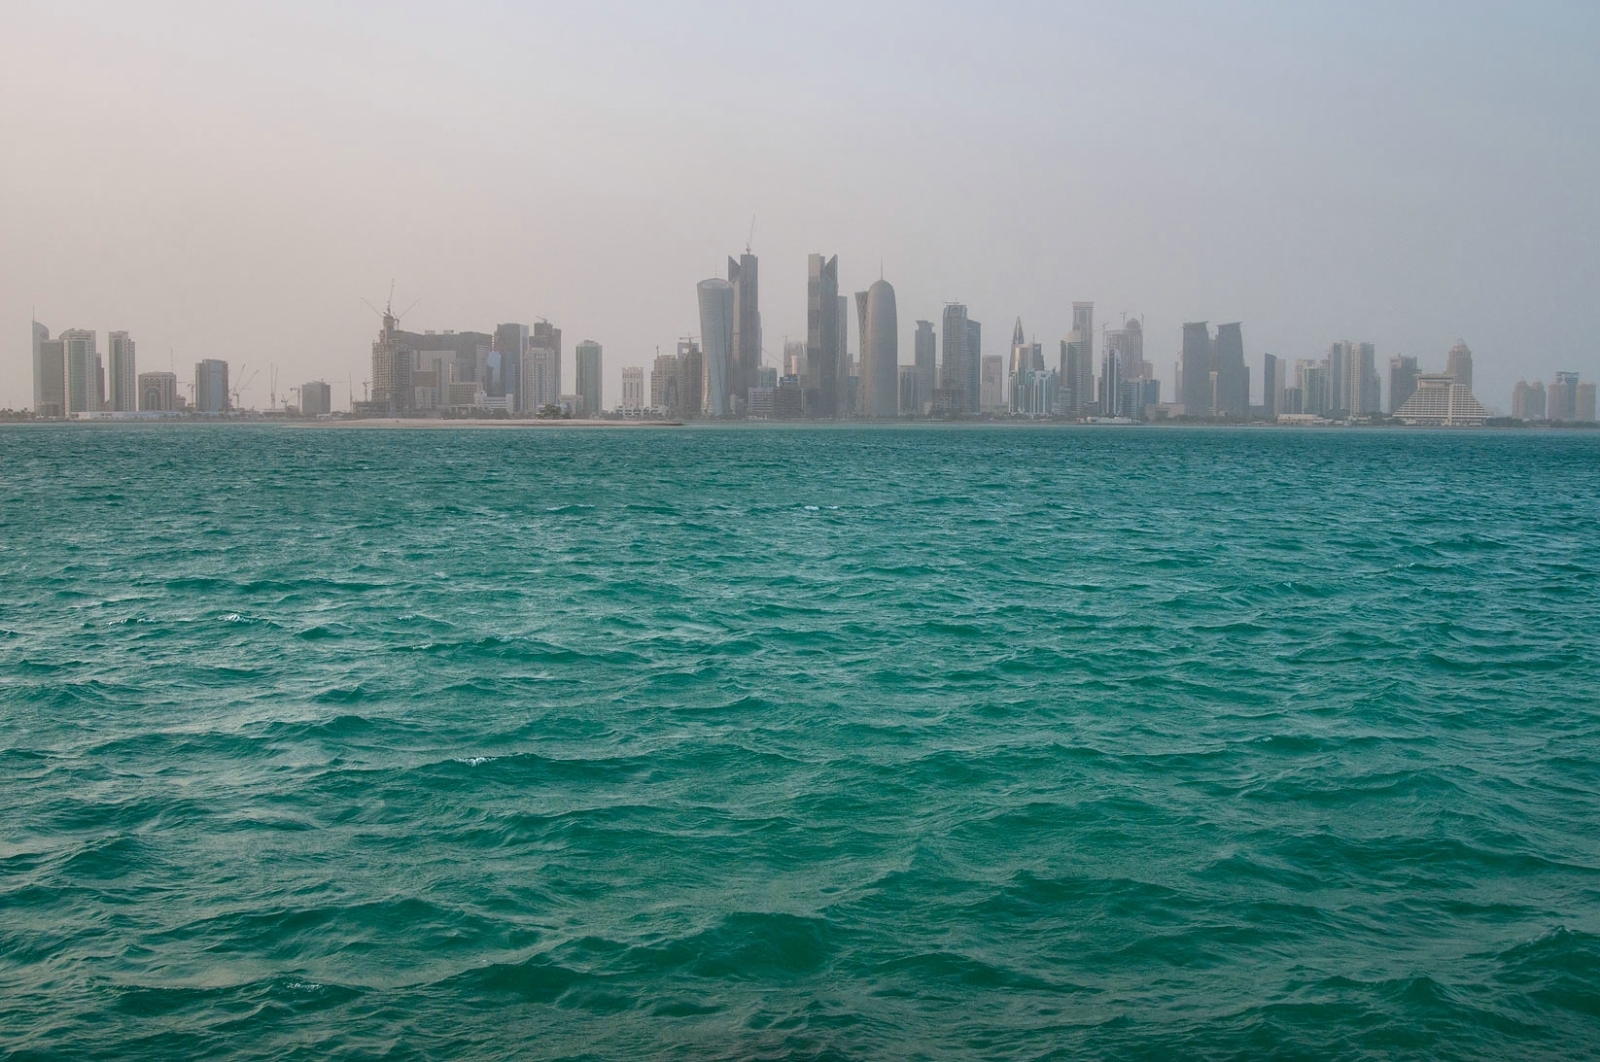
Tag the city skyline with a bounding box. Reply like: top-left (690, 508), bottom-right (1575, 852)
top-left (4, 5), bottom-right (1598, 413)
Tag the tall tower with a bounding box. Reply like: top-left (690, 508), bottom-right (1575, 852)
top-left (1213, 323), bottom-right (1249, 417)
top-left (806, 254), bottom-right (840, 417)
top-left (941, 303), bottom-right (970, 413)
top-left (61, 329), bottom-right (100, 414)
top-left (862, 278), bottom-right (898, 417)
top-left (913, 320), bottom-right (936, 414)
top-left (493, 323), bottom-right (529, 403)
top-left (1180, 322), bottom-right (1213, 416)
top-left (1446, 341), bottom-right (1473, 394)
top-left (728, 252), bottom-right (760, 413)
top-left (697, 278), bottom-right (735, 416)
top-left (1389, 355), bottom-right (1420, 414)
top-left (533, 320), bottom-right (562, 401)
top-left (575, 340), bottom-right (603, 417)
top-left (107, 331), bottom-right (137, 413)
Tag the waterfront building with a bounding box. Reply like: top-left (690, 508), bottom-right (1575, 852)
top-left (520, 346), bottom-right (560, 414)
top-left (492, 323), bottom-right (528, 402)
top-left (1389, 355), bottom-right (1420, 414)
top-left (531, 321), bottom-right (562, 400)
top-left (1123, 376), bottom-right (1161, 418)
top-left (805, 254), bottom-right (840, 417)
top-left (914, 320), bottom-right (936, 412)
top-left (980, 355), bottom-right (1006, 414)
top-left (1180, 323), bottom-right (1247, 418)
top-left (1213, 323), bottom-right (1249, 417)
top-left (575, 340), bottom-right (602, 417)
top-left (61, 329), bottom-right (101, 414)
top-left (1511, 380), bottom-right (1546, 421)
top-left (677, 341), bottom-right (704, 419)
top-left (698, 278), bottom-right (735, 416)
top-left (1263, 354), bottom-right (1279, 419)
top-left (940, 303), bottom-right (973, 414)
top-left (650, 353), bottom-right (679, 413)
top-left (301, 380), bottom-right (332, 416)
top-left (1547, 371), bottom-right (1579, 422)
top-left (1446, 341), bottom-right (1473, 394)
top-left (1098, 343), bottom-right (1125, 416)
top-left (1341, 342), bottom-right (1380, 415)
top-left (138, 371), bottom-right (178, 412)
top-left (1579, 382), bottom-right (1597, 423)
top-left (898, 365), bottom-right (922, 417)
top-left (1059, 303), bottom-right (1094, 416)
top-left (107, 331), bottom-right (136, 412)
top-left (747, 385), bottom-right (775, 418)
top-left (32, 322), bottom-right (66, 418)
top-left (194, 359), bottom-right (230, 413)
top-left (773, 375), bottom-right (804, 419)
top-left (1394, 373), bottom-right (1488, 426)
top-left (861, 279), bottom-right (899, 417)
top-left (728, 253), bottom-right (761, 416)
top-left (1179, 322), bottom-right (1212, 416)
top-left (1010, 369), bottom-right (1059, 417)
top-left (783, 339), bottom-right (806, 379)
top-left (621, 366), bottom-right (644, 414)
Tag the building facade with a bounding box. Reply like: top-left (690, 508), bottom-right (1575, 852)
top-left (861, 278), bottom-right (898, 417)
top-left (621, 366), bottom-right (644, 414)
top-left (138, 372), bottom-right (178, 412)
top-left (107, 331), bottom-right (136, 412)
top-left (574, 341), bottom-right (602, 417)
top-left (195, 359), bottom-right (230, 413)
top-left (805, 254), bottom-right (840, 417)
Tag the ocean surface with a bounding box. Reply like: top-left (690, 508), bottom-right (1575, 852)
top-left (1, 423), bottom-right (1598, 1061)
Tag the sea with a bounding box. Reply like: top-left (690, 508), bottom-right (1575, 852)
top-left (1, 423), bottom-right (1597, 1061)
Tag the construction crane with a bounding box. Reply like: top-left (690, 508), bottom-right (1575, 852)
top-left (288, 386), bottom-right (302, 415)
top-left (745, 214), bottom-right (756, 255)
top-left (231, 365), bottom-right (259, 412)
top-left (362, 280), bottom-right (420, 330)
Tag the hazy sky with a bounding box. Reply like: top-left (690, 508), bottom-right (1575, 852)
top-left (4, 0), bottom-right (1597, 412)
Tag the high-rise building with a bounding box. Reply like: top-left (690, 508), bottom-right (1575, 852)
top-left (1059, 302), bottom-right (1094, 415)
top-left (1340, 342), bottom-right (1379, 415)
top-left (980, 355), bottom-right (1006, 413)
top-left (697, 278), bottom-right (735, 416)
top-left (939, 303), bottom-right (971, 414)
top-left (1446, 341), bottom-right (1473, 394)
top-left (1511, 379), bottom-right (1547, 421)
top-left (32, 321), bottom-right (66, 418)
top-left (861, 279), bottom-right (898, 417)
top-left (967, 319), bottom-right (983, 414)
top-left (1394, 373), bottom-right (1488, 426)
top-left (1098, 344), bottom-right (1125, 416)
top-left (492, 323), bottom-right (528, 401)
top-left (575, 340), bottom-right (602, 417)
top-left (1578, 382), bottom-right (1597, 423)
top-left (194, 359), bottom-right (230, 413)
top-left (1179, 323), bottom-right (1213, 416)
top-left (783, 339), bottom-right (806, 379)
top-left (898, 365), bottom-right (922, 417)
top-left (1389, 355), bottom-right (1420, 414)
top-left (913, 320), bottom-right (936, 412)
top-left (1548, 371), bottom-right (1579, 422)
top-left (520, 347), bottom-right (560, 414)
top-left (677, 341), bottom-right (704, 419)
top-left (805, 254), bottom-right (840, 417)
top-left (1212, 324), bottom-right (1249, 417)
top-left (138, 372), bottom-right (178, 412)
top-left (301, 380), bottom-right (332, 416)
top-left (837, 293), bottom-right (852, 415)
top-left (1102, 321), bottom-right (1146, 417)
top-left (61, 329), bottom-right (100, 414)
top-left (1010, 368), bottom-right (1059, 417)
top-left (621, 366), bottom-right (644, 414)
top-left (729, 253), bottom-right (761, 414)
top-left (106, 331), bottom-right (137, 413)
top-left (650, 353), bottom-right (678, 413)
top-left (1263, 354), bottom-right (1280, 419)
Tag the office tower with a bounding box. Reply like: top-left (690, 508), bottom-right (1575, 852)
top-left (1212, 324), bottom-right (1249, 417)
top-left (60, 329), bottom-right (100, 414)
top-left (1061, 335), bottom-right (1092, 415)
top-left (914, 320), bottom-right (936, 412)
top-left (1578, 381), bottom-right (1597, 423)
top-left (1180, 323), bottom-right (1213, 415)
top-left (492, 323), bottom-right (529, 401)
top-left (756, 365), bottom-right (777, 389)
top-left (805, 254), bottom-right (840, 416)
top-left (650, 353), bottom-right (678, 413)
top-left (194, 359), bottom-right (230, 413)
top-left (1124, 377), bottom-right (1161, 418)
top-left (937, 303), bottom-right (971, 413)
top-left (574, 340), bottom-right (603, 417)
top-left (1263, 354), bottom-right (1279, 418)
top-left (33, 321), bottom-right (66, 418)
top-left (1099, 343), bottom-right (1125, 416)
top-left (837, 293), bottom-right (853, 415)
top-left (1511, 379), bottom-right (1546, 421)
top-left (1102, 321), bottom-right (1146, 416)
top-left (1548, 371), bottom-right (1579, 421)
top-left (105, 331), bottom-right (137, 413)
top-left (1394, 373), bottom-right (1488, 425)
top-left (621, 367), bottom-right (644, 414)
top-left (1340, 342), bottom-right (1379, 415)
top-left (898, 366), bottom-right (921, 417)
top-left (677, 341), bottom-right (704, 418)
top-left (966, 319), bottom-right (983, 413)
top-left (138, 372), bottom-right (178, 412)
top-left (1446, 341), bottom-right (1473, 393)
top-left (855, 291), bottom-right (870, 410)
top-left (783, 338), bottom-right (806, 378)
top-left (980, 355), bottom-right (1006, 413)
top-left (861, 278), bottom-right (899, 417)
top-left (1010, 367), bottom-right (1059, 417)
top-left (300, 380), bottom-right (332, 416)
top-left (532, 321), bottom-right (562, 399)
top-left (728, 253), bottom-right (761, 415)
top-left (697, 278), bottom-right (735, 416)
top-left (1389, 355), bottom-right (1420, 414)
top-left (519, 347), bottom-right (560, 413)
top-left (773, 375), bottom-right (804, 419)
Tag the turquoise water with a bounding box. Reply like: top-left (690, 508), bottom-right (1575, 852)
top-left (1, 424), bottom-right (1598, 1060)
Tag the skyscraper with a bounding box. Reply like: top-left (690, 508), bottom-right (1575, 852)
top-left (1511, 379), bottom-right (1546, 421)
top-left (301, 380), bottom-right (332, 416)
top-left (1263, 353), bottom-right (1280, 419)
top-left (521, 347), bottom-right (560, 413)
top-left (940, 303), bottom-right (970, 414)
top-left (728, 252), bottom-right (760, 414)
top-left (980, 355), bottom-right (1006, 413)
top-left (677, 340), bottom-right (704, 419)
top-left (621, 367), bottom-right (644, 414)
top-left (1212, 324), bottom-right (1249, 417)
top-left (1102, 321), bottom-right (1146, 417)
top-left (533, 320), bottom-right (562, 400)
top-left (575, 340), bottom-right (603, 417)
top-left (194, 359), bottom-right (230, 413)
top-left (650, 352), bottom-right (679, 413)
top-left (862, 278), bottom-right (899, 417)
top-left (914, 320), bottom-right (936, 412)
top-left (966, 318), bottom-right (983, 414)
top-left (805, 254), bottom-right (840, 417)
top-left (1548, 371), bottom-right (1579, 421)
top-left (698, 278), bottom-right (735, 417)
top-left (1062, 302), bottom-right (1094, 415)
top-left (61, 329), bottom-right (100, 414)
top-left (1344, 342), bottom-right (1379, 415)
top-left (493, 323), bottom-right (528, 402)
top-left (107, 331), bottom-right (137, 413)
top-left (1389, 355), bottom-right (1420, 414)
top-left (837, 293), bottom-right (852, 415)
top-left (1578, 382), bottom-right (1597, 423)
top-left (1180, 323), bottom-right (1213, 416)
top-left (32, 321), bottom-right (65, 418)
top-left (1446, 341), bottom-right (1473, 394)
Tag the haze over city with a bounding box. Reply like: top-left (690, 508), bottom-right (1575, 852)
top-left (4, 0), bottom-right (1598, 410)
